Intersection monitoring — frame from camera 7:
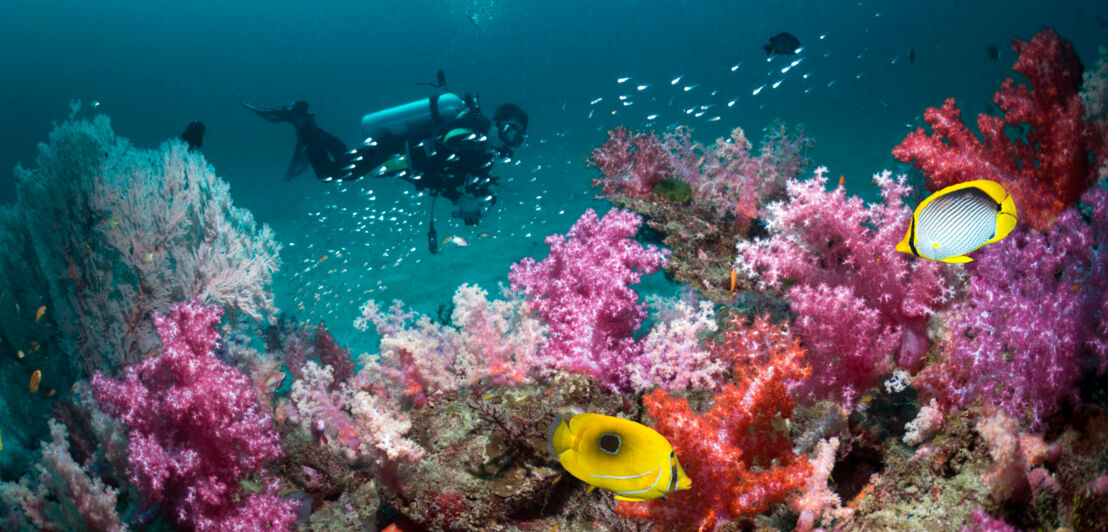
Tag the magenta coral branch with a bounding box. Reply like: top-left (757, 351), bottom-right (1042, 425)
top-left (509, 208), bottom-right (667, 391)
top-left (916, 187), bottom-right (1108, 428)
top-left (91, 299), bottom-right (297, 531)
top-left (737, 169), bottom-right (949, 408)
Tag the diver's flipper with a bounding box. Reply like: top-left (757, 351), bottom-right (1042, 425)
top-left (417, 69), bottom-right (449, 90)
top-left (285, 140), bottom-right (310, 181)
top-left (242, 102), bottom-right (292, 123)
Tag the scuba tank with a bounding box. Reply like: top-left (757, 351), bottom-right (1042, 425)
top-left (360, 92), bottom-right (469, 143)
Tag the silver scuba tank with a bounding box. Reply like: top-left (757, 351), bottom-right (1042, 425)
top-left (360, 92), bottom-right (467, 142)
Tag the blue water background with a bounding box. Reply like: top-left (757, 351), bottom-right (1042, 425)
top-left (0, 0), bottom-right (1104, 356)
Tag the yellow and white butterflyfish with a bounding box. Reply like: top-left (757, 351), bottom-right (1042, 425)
top-left (549, 413), bottom-right (691, 502)
top-left (896, 179), bottom-right (1017, 263)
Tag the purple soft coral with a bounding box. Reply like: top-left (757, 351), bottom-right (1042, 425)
top-left (737, 169), bottom-right (951, 408)
top-left (509, 208), bottom-right (667, 391)
top-left (917, 187), bottom-right (1108, 428)
top-left (91, 300), bottom-right (297, 531)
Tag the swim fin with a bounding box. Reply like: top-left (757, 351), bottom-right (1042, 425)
top-left (242, 102), bottom-right (293, 123)
top-left (285, 140), bottom-right (310, 181)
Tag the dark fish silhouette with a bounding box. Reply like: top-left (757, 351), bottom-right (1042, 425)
top-left (764, 32), bottom-right (801, 56)
top-left (986, 44), bottom-right (999, 60)
top-left (181, 121), bottom-right (205, 151)
top-left (909, 49), bottom-right (916, 63)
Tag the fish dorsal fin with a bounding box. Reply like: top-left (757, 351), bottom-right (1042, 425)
top-left (962, 179), bottom-right (1008, 204)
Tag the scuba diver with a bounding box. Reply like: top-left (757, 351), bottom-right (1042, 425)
top-left (243, 71), bottom-right (528, 253)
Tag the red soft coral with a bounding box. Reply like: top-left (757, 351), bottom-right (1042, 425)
top-left (617, 316), bottom-right (812, 530)
top-left (893, 28), bottom-right (1103, 231)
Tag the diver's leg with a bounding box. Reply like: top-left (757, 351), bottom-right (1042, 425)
top-left (296, 127), bottom-right (350, 180)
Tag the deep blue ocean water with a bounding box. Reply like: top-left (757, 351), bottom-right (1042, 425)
top-left (1, 0), bottom-right (1104, 355)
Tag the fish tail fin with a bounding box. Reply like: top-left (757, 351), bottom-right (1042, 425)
top-left (970, 179), bottom-right (1019, 243)
top-left (993, 194), bottom-right (1018, 242)
top-left (677, 473), bottom-right (692, 491)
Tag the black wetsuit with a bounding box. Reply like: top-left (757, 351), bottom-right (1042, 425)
top-left (243, 101), bottom-right (352, 181)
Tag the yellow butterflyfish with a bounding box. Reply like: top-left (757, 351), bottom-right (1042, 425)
top-left (549, 413), bottom-right (691, 502)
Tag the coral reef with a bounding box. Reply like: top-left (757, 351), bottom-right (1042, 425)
top-left (508, 208), bottom-right (668, 392)
top-left (893, 28), bottom-right (1105, 231)
top-left (90, 300), bottom-right (297, 531)
top-left (4, 26), bottom-right (1108, 531)
top-left (589, 123), bottom-right (810, 302)
top-left (0, 420), bottom-right (123, 531)
top-left (616, 315), bottom-right (812, 530)
top-left (737, 168), bottom-right (951, 408)
top-left (914, 186), bottom-right (1108, 428)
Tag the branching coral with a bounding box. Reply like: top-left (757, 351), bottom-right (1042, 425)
top-left (915, 186), bottom-right (1108, 428)
top-left (354, 283), bottom-right (546, 403)
top-left (11, 117), bottom-right (280, 376)
top-left (589, 123), bottom-right (810, 302)
top-left (90, 300), bottom-right (296, 531)
top-left (893, 29), bottom-right (1104, 231)
top-left (617, 315), bottom-right (812, 530)
top-left (737, 168), bottom-right (951, 408)
top-left (509, 208), bottom-right (667, 392)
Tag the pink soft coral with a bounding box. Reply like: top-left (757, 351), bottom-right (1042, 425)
top-left (509, 208), bottom-right (667, 391)
top-left (915, 186), bottom-right (1108, 428)
top-left (91, 300), bottom-right (297, 531)
top-left (736, 168), bottom-right (950, 408)
top-left (589, 126), bottom-right (672, 198)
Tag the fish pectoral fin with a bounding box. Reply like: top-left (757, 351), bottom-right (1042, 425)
top-left (585, 485), bottom-right (597, 494)
top-left (558, 449), bottom-right (593, 482)
top-left (613, 494), bottom-right (647, 502)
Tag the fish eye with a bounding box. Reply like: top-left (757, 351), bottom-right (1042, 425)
top-left (599, 433), bottom-right (621, 454)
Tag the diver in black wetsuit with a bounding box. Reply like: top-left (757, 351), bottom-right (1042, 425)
top-left (244, 72), bottom-right (527, 253)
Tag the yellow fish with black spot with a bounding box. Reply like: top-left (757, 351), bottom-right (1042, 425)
top-left (896, 179), bottom-right (1017, 263)
top-left (549, 413), bottom-right (691, 501)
